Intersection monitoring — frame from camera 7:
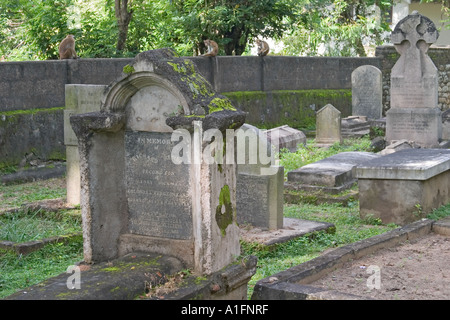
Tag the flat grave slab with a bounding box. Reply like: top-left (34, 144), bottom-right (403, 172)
top-left (356, 148), bottom-right (450, 180)
top-left (240, 218), bottom-right (335, 246)
top-left (356, 148), bottom-right (450, 225)
top-left (287, 151), bottom-right (381, 194)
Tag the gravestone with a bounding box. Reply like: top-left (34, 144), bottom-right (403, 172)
top-left (352, 65), bottom-right (382, 120)
top-left (386, 12), bottom-right (442, 147)
top-left (236, 124), bottom-right (284, 230)
top-left (287, 151), bottom-right (381, 194)
top-left (64, 84), bottom-right (106, 205)
top-left (356, 149), bottom-right (450, 225)
top-left (315, 104), bottom-right (342, 146)
top-left (70, 49), bottom-right (246, 276)
top-left (263, 125), bottom-right (306, 152)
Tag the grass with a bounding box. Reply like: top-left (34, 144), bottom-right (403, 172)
top-left (0, 209), bottom-right (81, 243)
top-left (0, 178), bottom-right (66, 211)
top-left (1, 138), bottom-right (449, 300)
top-left (241, 201), bottom-right (399, 299)
top-left (279, 137), bottom-right (373, 176)
top-left (0, 177), bottom-right (83, 299)
top-left (0, 236), bottom-right (83, 299)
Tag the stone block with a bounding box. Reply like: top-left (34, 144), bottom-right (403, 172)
top-left (263, 125), bottom-right (306, 152)
top-left (356, 149), bottom-right (450, 225)
top-left (237, 167), bottom-right (284, 230)
top-left (287, 151), bottom-right (380, 193)
top-left (386, 107), bottom-right (442, 148)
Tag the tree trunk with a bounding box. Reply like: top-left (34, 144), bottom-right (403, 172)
top-left (224, 26), bottom-right (247, 56)
top-left (115, 0), bottom-right (133, 52)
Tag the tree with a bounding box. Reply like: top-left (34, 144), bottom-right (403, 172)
top-left (280, 0), bottom-right (392, 57)
top-left (115, 0), bottom-right (133, 52)
top-left (170, 0), bottom-right (300, 56)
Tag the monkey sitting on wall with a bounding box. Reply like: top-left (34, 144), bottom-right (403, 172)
top-left (256, 39), bottom-right (270, 57)
top-left (202, 39), bottom-right (218, 57)
top-left (59, 35), bottom-right (78, 60)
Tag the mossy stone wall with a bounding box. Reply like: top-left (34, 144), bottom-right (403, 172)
top-left (224, 89), bottom-right (352, 130)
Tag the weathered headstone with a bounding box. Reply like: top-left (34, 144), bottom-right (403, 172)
top-left (386, 12), bottom-right (442, 147)
top-left (352, 65), bottom-right (383, 120)
top-left (356, 149), bottom-right (450, 225)
top-left (236, 124), bottom-right (284, 230)
top-left (263, 125), bottom-right (306, 152)
top-left (315, 104), bottom-right (342, 146)
top-left (64, 84), bottom-right (106, 205)
top-left (70, 49), bottom-right (247, 276)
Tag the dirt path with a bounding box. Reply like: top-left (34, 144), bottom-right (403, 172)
top-left (311, 233), bottom-right (450, 300)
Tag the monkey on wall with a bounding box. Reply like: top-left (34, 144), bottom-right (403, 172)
top-left (202, 39), bottom-right (218, 57)
top-left (59, 35), bottom-right (78, 60)
top-left (256, 39), bottom-right (270, 57)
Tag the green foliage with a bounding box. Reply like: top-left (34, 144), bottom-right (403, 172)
top-left (0, 236), bottom-right (83, 299)
top-left (426, 203), bottom-right (450, 220)
top-left (0, 178), bottom-right (66, 211)
top-left (241, 201), bottom-right (397, 298)
top-left (169, 0), bottom-right (299, 56)
top-left (280, 0), bottom-right (392, 56)
top-left (0, 209), bottom-right (81, 243)
top-left (279, 137), bottom-right (373, 176)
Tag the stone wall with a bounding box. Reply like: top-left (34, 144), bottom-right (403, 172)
top-left (1, 48), bottom-right (449, 168)
top-left (0, 55), bottom-right (380, 167)
top-left (375, 45), bottom-right (450, 113)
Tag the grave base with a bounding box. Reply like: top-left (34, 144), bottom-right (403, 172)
top-left (356, 149), bottom-right (450, 226)
top-left (5, 252), bottom-right (257, 300)
top-left (240, 218), bottom-right (335, 246)
top-left (386, 107), bottom-right (442, 148)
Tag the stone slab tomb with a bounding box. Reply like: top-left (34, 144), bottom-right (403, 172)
top-left (341, 116), bottom-right (370, 138)
top-left (386, 12), bottom-right (442, 147)
top-left (356, 149), bottom-right (450, 225)
top-left (287, 151), bottom-right (381, 194)
top-left (70, 49), bottom-right (247, 276)
top-left (263, 125), bottom-right (306, 152)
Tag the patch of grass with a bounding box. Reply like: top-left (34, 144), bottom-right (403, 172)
top-left (0, 209), bottom-right (81, 243)
top-left (0, 178), bottom-right (66, 211)
top-left (426, 203), bottom-right (450, 221)
top-left (0, 236), bottom-right (83, 299)
top-left (279, 137), bottom-right (373, 176)
top-left (241, 201), bottom-right (398, 299)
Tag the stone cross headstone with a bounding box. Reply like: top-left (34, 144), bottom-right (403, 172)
top-left (352, 65), bottom-right (382, 120)
top-left (315, 104), bottom-right (342, 146)
top-left (386, 11), bottom-right (442, 147)
top-left (70, 49), bottom-right (246, 276)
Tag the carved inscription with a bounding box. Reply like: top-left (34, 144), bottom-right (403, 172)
top-left (236, 174), bottom-right (269, 228)
top-left (125, 131), bottom-right (192, 239)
